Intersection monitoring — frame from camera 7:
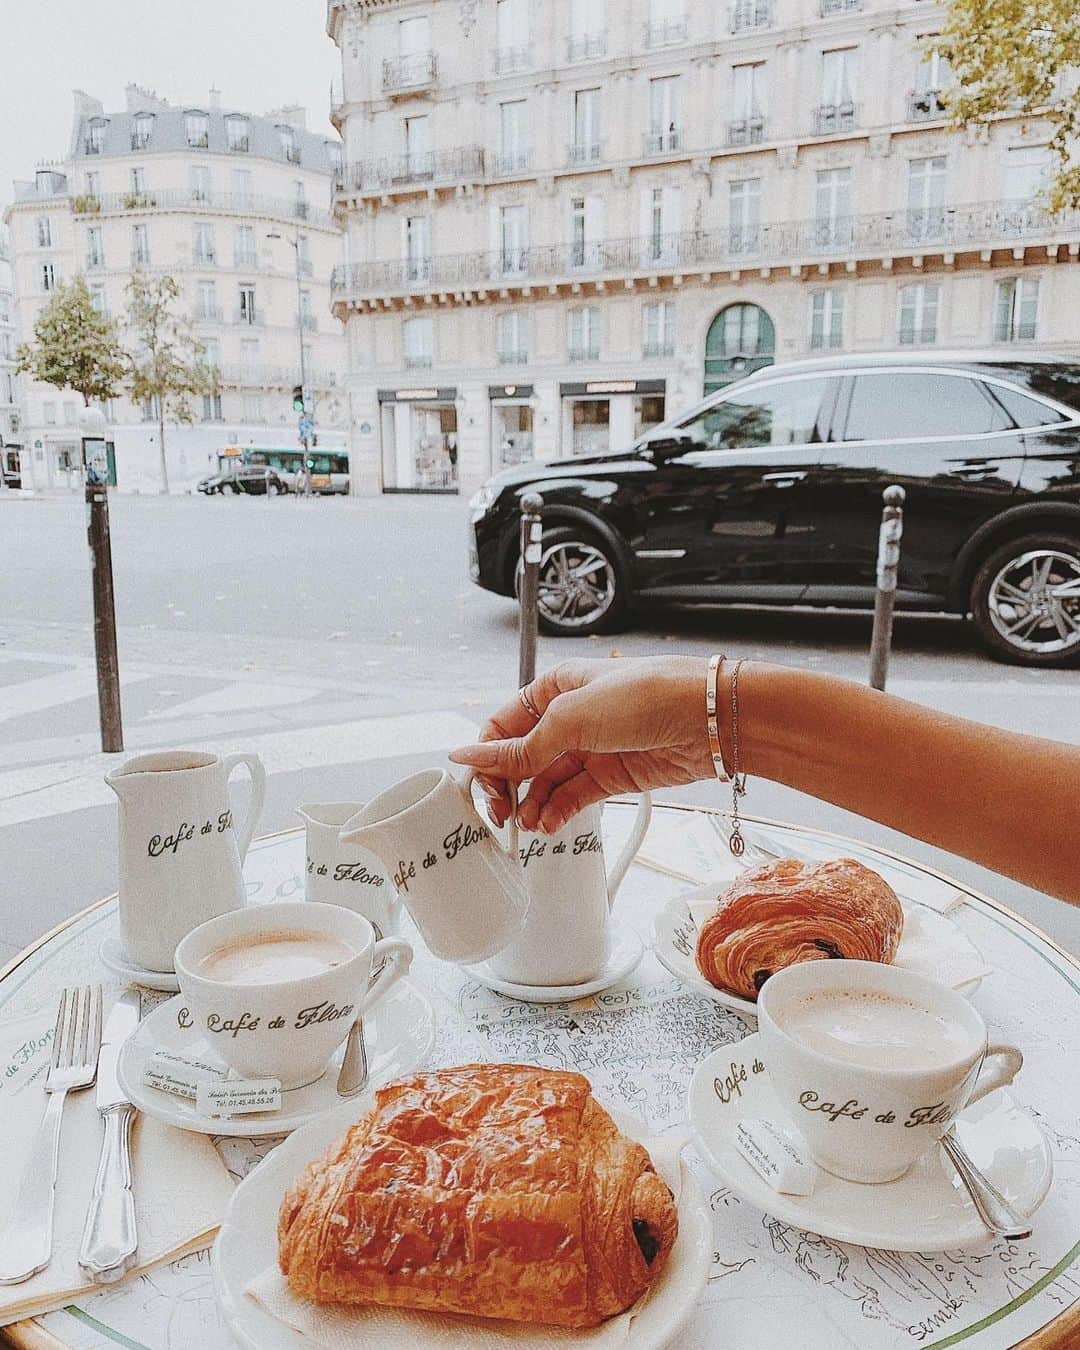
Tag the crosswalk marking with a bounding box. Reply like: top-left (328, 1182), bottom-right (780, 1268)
top-left (0, 664), bottom-right (143, 722)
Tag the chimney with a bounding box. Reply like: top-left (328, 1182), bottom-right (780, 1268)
top-left (124, 83), bottom-right (171, 112)
top-left (72, 89), bottom-right (104, 119)
top-left (209, 86), bottom-right (222, 109)
top-left (270, 104), bottom-right (308, 130)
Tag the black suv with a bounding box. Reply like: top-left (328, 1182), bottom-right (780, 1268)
top-left (197, 465), bottom-right (288, 496)
top-left (469, 353), bottom-right (1080, 666)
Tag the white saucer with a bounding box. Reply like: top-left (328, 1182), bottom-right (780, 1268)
top-left (100, 935), bottom-right (181, 993)
top-left (687, 1034), bottom-right (1052, 1251)
top-left (213, 1100), bottom-right (712, 1350)
top-left (652, 886), bottom-right (989, 1018)
top-left (117, 982), bottom-right (435, 1137)
top-left (464, 924), bottom-right (644, 1003)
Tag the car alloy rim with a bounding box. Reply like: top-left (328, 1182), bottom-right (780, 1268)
top-left (987, 549), bottom-right (1080, 655)
top-left (536, 541), bottom-right (616, 628)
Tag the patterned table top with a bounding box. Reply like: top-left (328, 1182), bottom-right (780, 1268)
top-left (2, 803), bottom-right (1077, 1350)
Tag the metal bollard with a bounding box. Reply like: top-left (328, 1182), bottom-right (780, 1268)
top-left (518, 492), bottom-right (544, 688)
top-left (869, 484), bottom-right (906, 691)
top-left (80, 408), bottom-right (124, 752)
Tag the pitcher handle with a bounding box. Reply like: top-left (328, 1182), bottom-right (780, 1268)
top-left (606, 792), bottom-right (653, 907)
top-left (221, 752), bottom-right (266, 860)
top-left (462, 770), bottom-right (520, 868)
top-left (967, 1044), bottom-right (1023, 1107)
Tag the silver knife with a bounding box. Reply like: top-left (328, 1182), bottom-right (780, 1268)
top-left (78, 990), bottom-right (141, 1282)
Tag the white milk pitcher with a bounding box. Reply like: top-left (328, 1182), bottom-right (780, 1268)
top-left (297, 802), bottom-right (401, 936)
top-left (488, 793), bottom-right (653, 986)
top-left (106, 749), bottom-right (266, 972)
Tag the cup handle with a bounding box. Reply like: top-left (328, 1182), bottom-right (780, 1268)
top-left (221, 752), bottom-right (266, 860)
top-left (967, 1043), bottom-right (1023, 1107)
top-left (462, 769), bottom-right (521, 868)
top-left (605, 792), bottom-right (653, 907)
top-left (355, 938), bottom-right (413, 1017)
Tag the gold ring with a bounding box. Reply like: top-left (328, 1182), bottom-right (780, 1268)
top-left (518, 687), bottom-right (541, 720)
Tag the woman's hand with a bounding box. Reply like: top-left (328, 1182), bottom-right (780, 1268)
top-left (449, 656), bottom-right (711, 833)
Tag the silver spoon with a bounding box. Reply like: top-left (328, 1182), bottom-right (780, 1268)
top-left (941, 1128), bottom-right (1033, 1239)
top-left (336, 923), bottom-right (386, 1099)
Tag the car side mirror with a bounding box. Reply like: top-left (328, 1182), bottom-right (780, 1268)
top-left (643, 433), bottom-right (694, 461)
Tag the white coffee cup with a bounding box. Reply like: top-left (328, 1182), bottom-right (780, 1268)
top-left (297, 802), bottom-right (401, 936)
top-left (757, 960), bottom-right (1023, 1184)
top-left (174, 901), bottom-right (412, 1090)
top-left (339, 768), bottom-right (527, 965)
top-left (487, 794), bottom-right (653, 986)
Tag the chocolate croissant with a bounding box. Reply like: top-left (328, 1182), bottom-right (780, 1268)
top-left (695, 857), bottom-right (904, 1001)
top-left (278, 1064), bottom-right (678, 1328)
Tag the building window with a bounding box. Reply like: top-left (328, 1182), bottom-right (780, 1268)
top-left (242, 394), bottom-right (263, 422)
top-left (730, 0), bottom-right (772, 32)
top-left (898, 282), bottom-right (941, 345)
top-left (193, 222), bottom-right (216, 265)
top-left (240, 337), bottom-right (260, 379)
top-left (327, 141), bottom-right (342, 175)
top-left (203, 337), bottom-right (221, 369)
top-left (297, 234), bottom-right (312, 276)
top-left (569, 306), bottom-right (600, 360)
top-left (84, 170), bottom-right (100, 198)
top-left (645, 0), bottom-right (687, 48)
top-left (185, 111), bottom-right (209, 148)
top-left (642, 186), bottom-right (680, 264)
top-left (294, 181), bottom-right (308, 220)
top-left (568, 0), bottom-right (605, 60)
top-left (817, 48), bottom-right (857, 132)
top-left (495, 0), bottom-right (531, 73)
top-left (497, 100), bottom-right (530, 174)
top-left (570, 88), bottom-right (603, 163)
top-left (403, 315), bottom-right (434, 368)
top-left (647, 76), bottom-right (681, 153)
top-left (910, 47), bottom-right (951, 119)
top-left (234, 224), bottom-right (257, 269)
top-left (499, 204), bottom-right (528, 275)
top-left (994, 277), bottom-right (1039, 342)
top-left (643, 301), bottom-right (675, 356)
top-left (131, 112), bottom-right (154, 150)
top-left (497, 310), bottom-right (528, 363)
top-left (203, 393), bottom-right (223, 420)
top-left (728, 178), bottom-right (762, 254)
top-left (238, 284), bottom-right (257, 324)
top-left (729, 63), bottom-right (765, 145)
top-left (190, 164), bottom-right (211, 203)
top-left (36, 217), bottom-right (52, 248)
top-left (403, 115), bottom-right (432, 178)
top-left (906, 156), bottom-right (947, 242)
top-left (196, 280), bottom-right (218, 320)
top-left (85, 120), bottom-right (107, 154)
top-left (86, 226), bottom-right (104, 269)
top-left (129, 166), bottom-right (147, 202)
top-left (232, 168), bottom-right (253, 209)
top-left (63, 401), bottom-right (78, 425)
top-left (131, 223), bottom-right (150, 265)
top-left (43, 401), bottom-right (57, 425)
top-left (226, 115), bottom-right (250, 152)
top-left (814, 167), bottom-right (853, 246)
top-left (404, 216), bottom-right (431, 282)
top-left (279, 125), bottom-right (300, 164)
top-left (809, 290), bottom-right (845, 349)
top-left (569, 194), bottom-right (602, 268)
top-left (41, 262), bottom-right (57, 291)
top-left (1002, 146), bottom-right (1050, 203)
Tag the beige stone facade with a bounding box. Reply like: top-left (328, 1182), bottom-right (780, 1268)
top-left (0, 230), bottom-right (18, 485)
top-left (5, 87), bottom-right (348, 493)
top-left (328, 0), bottom-right (1080, 497)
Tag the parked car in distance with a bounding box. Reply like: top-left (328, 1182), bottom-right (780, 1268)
top-left (469, 351), bottom-right (1080, 667)
top-left (197, 465), bottom-right (289, 497)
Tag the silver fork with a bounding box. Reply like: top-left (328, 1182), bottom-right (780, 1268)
top-left (0, 985), bottom-right (103, 1285)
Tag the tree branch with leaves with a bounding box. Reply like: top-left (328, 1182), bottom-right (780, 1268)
top-left (125, 272), bottom-right (219, 494)
top-left (16, 276), bottom-right (127, 409)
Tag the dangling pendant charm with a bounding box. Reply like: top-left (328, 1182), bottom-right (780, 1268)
top-left (729, 824), bottom-right (745, 857)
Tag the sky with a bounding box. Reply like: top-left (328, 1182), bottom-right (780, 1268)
top-left (0, 0), bottom-right (340, 202)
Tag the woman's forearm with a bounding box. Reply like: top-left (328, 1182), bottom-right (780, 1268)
top-left (731, 662), bottom-right (1079, 904)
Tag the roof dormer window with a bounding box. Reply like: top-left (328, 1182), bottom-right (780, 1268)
top-left (278, 125), bottom-right (300, 164)
top-left (85, 119), bottom-right (107, 155)
top-left (185, 110), bottom-right (210, 148)
top-left (226, 114), bottom-right (250, 153)
top-left (131, 112), bottom-right (154, 151)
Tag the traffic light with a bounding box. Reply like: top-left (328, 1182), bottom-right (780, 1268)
top-left (292, 386), bottom-right (304, 414)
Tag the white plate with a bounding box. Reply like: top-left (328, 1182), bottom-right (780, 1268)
top-left (117, 982), bottom-right (435, 1137)
top-left (212, 1099), bottom-right (712, 1350)
top-left (652, 885), bottom-right (989, 1018)
top-left (687, 1034), bottom-right (1052, 1251)
top-left (100, 935), bottom-right (181, 992)
top-left (464, 924), bottom-right (644, 1004)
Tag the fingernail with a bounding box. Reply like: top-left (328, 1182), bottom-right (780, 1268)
top-left (449, 743), bottom-right (500, 767)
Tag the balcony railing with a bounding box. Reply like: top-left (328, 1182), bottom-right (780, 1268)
top-left (69, 187), bottom-right (334, 230)
top-left (820, 0), bottom-right (861, 12)
top-left (567, 33), bottom-right (606, 61)
top-left (299, 314), bottom-right (318, 332)
top-left (227, 135), bottom-right (251, 153)
top-left (85, 254), bottom-right (105, 270)
top-left (83, 138), bottom-right (103, 156)
top-left (814, 102), bottom-right (857, 134)
top-left (644, 128), bottom-right (682, 155)
top-left (331, 200), bottom-right (1080, 303)
top-left (493, 44), bottom-right (532, 74)
top-left (404, 353), bottom-right (433, 369)
top-left (492, 149), bottom-right (533, 177)
top-left (284, 145), bottom-right (301, 165)
top-left (898, 326), bottom-right (939, 346)
top-left (644, 17), bottom-right (688, 47)
top-left (216, 364), bottom-right (340, 388)
top-left (995, 320), bottom-right (1038, 342)
top-left (236, 308), bottom-right (260, 325)
top-left (383, 52), bottom-right (438, 91)
top-left (130, 251), bottom-right (152, 266)
top-left (193, 251), bottom-right (216, 266)
top-left (568, 344), bottom-right (600, 362)
top-left (497, 348), bottom-right (529, 364)
top-left (338, 146), bottom-right (485, 194)
top-left (130, 132), bottom-right (151, 151)
top-left (234, 253), bottom-right (259, 270)
top-left (729, 0), bottom-right (772, 31)
top-left (568, 141), bottom-right (604, 166)
top-left (908, 90), bottom-right (948, 121)
top-left (193, 306), bottom-right (222, 322)
top-left (643, 339), bottom-right (675, 357)
top-left (727, 117), bottom-right (765, 146)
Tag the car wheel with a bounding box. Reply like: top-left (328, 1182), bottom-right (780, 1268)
top-left (519, 526), bottom-right (626, 637)
top-left (267, 482), bottom-right (279, 497)
top-left (223, 482), bottom-right (240, 496)
top-left (971, 531), bottom-right (1080, 667)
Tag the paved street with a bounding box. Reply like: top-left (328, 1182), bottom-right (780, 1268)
top-left (1, 491), bottom-right (1077, 962)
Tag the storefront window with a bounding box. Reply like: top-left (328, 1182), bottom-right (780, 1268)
top-left (381, 399), bottom-right (459, 491)
top-left (493, 401), bottom-right (533, 467)
top-left (570, 399), bottom-right (610, 456)
top-left (634, 393), bottom-right (665, 437)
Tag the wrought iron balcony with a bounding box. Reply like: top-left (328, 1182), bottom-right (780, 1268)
top-left (567, 33), bottom-right (606, 61)
top-left (85, 253), bottom-right (105, 270)
top-left (193, 250), bottom-right (217, 266)
top-left (492, 149), bottom-right (533, 177)
top-left (644, 128), bottom-right (682, 155)
top-left (644, 17), bottom-right (688, 47)
top-left (383, 52), bottom-right (437, 92)
top-left (404, 353), bottom-right (433, 369)
top-left (68, 186), bottom-right (334, 231)
top-left (643, 339), bottom-right (675, 357)
top-left (727, 117), bottom-right (765, 146)
top-left (299, 313), bottom-right (318, 332)
top-left (216, 364), bottom-right (338, 388)
top-left (193, 306), bottom-right (222, 322)
top-left (493, 44), bottom-right (532, 75)
top-left (330, 200), bottom-right (1080, 306)
top-left (497, 347), bottom-right (529, 364)
top-left (568, 344), bottom-right (600, 362)
top-left (568, 141), bottom-right (604, 166)
top-left (897, 326), bottom-right (939, 346)
top-left (339, 146), bottom-right (485, 194)
top-left (130, 250), bottom-right (152, 266)
top-left (995, 319), bottom-right (1038, 342)
top-left (83, 137), bottom-right (104, 156)
top-left (729, 0), bottom-right (772, 31)
top-left (908, 90), bottom-right (948, 121)
top-left (284, 145), bottom-right (301, 165)
top-left (814, 102), bottom-right (857, 134)
top-left (234, 252), bottom-right (259, 270)
top-left (227, 134), bottom-right (251, 153)
top-left (130, 131), bottom-right (152, 151)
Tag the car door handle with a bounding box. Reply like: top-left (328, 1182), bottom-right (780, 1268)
top-left (761, 470), bottom-right (808, 485)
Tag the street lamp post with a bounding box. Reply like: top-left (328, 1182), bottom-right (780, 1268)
top-left (267, 228), bottom-right (313, 494)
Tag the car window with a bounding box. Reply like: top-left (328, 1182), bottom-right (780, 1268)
top-left (843, 373), bottom-right (1010, 440)
top-left (985, 383), bottom-right (1069, 429)
top-left (676, 377), bottom-right (832, 450)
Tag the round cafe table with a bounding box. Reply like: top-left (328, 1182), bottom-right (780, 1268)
top-left (1, 802), bottom-right (1078, 1350)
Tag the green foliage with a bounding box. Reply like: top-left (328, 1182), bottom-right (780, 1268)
top-left (938, 0), bottom-right (1080, 209)
top-left (15, 276), bottom-right (126, 405)
top-left (124, 272), bottom-right (218, 427)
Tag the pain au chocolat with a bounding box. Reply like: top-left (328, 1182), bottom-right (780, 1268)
top-left (278, 1064), bottom-right (678, 1328)
top-left (695, 856), bottom-right (904, 1000)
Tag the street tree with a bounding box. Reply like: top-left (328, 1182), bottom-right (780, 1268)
top-left (125, 272), bottom-right (218, 494)
top-left (938, 0), bottom-right (1080, 209)
top-left (15, 275), bottom-right (127, 409)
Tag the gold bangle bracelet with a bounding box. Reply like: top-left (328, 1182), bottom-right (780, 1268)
top-left (706, 653), bottom-right (730, 783)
